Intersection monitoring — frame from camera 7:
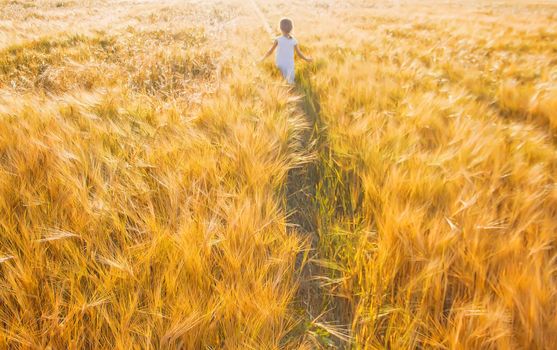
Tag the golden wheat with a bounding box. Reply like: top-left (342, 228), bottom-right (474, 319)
top-left (1, 0), bottom-right (556, 349)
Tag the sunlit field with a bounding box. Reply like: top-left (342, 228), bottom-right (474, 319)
top-left (1, 0), bottom-right (556, 348)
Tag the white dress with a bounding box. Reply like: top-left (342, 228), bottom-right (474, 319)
top-left (275, 35), bottom-right (297, 84)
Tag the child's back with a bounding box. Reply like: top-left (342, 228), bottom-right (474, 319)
top-left (260, 18), bottom-right (312, 84)
top-left (275, 35), bottom-right (297, 84)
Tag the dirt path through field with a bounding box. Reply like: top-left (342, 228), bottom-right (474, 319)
top-left (245, 0), bottom-right (354, 346)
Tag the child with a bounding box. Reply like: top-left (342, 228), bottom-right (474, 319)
top-left (260, 18), bottom-right (312, 84)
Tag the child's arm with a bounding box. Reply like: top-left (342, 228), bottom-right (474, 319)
top-left (295, 44), bottom-right (312, 62)
top-left (260, 39), bottom-right (278, 62)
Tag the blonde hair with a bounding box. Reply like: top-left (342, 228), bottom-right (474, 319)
top-left (279, 18), bottom-right (293, 35)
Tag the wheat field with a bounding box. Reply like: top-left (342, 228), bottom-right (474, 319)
top-left (0, 0), bottom-right (556, 349)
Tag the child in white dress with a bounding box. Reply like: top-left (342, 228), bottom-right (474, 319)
top-left (261, 18), bottom-right (312, 84)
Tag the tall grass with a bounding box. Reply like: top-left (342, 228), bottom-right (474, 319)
top-left (0, 0), bottom-right (311, 348)
top-left (0, 71), bottom-right (312, 349)
top-left (289, 1), bottom-right (557, 348)
top-left (1, 0), bottom-right (557, 349)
